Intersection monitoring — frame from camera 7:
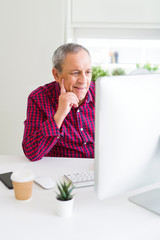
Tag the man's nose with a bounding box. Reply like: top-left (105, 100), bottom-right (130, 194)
top-left (79, 72), bottom-right (87, 83)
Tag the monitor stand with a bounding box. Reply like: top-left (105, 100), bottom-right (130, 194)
top-left (129, 188), bottom-right (160, 215)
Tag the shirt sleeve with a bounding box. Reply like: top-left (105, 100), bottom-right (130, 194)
top-left (22, 96), bottom-right (62, 161)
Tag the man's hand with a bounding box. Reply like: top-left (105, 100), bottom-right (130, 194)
top-left (54, 79), bottom-right (79, 128)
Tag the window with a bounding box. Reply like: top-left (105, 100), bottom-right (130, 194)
top-left (76, 38), bottom-right (160, 73)
top-left (66, 0), bottom-right (160, 74)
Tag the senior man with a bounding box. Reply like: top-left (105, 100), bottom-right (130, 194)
top-left (22, 43), bottom-right (95, 161)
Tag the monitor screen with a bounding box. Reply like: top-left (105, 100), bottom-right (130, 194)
top-left (95, 74), bottom-right (160, 200)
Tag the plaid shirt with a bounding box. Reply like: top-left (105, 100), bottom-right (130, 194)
top-left (22, 81), bottom-right (95, 161)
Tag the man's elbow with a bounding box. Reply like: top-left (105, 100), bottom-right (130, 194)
top-left (22, 143), bottom-right (42, 162)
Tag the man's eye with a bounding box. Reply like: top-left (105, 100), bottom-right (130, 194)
top-left (73, 72), bottom-right (79, 75)
top-left (87, 71), bottom-right (92, 75)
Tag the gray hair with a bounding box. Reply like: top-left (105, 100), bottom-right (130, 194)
top-left (52, 43), bottom-right (90, 73)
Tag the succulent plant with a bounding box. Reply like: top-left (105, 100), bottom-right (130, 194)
top-left (56, 180), bottom-right (74, 201)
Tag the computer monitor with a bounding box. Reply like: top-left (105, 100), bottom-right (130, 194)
top-left (95, 74), bottom-right (160, 200)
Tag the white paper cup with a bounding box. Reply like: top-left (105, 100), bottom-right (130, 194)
top-left (11, 170), bottom-right (34, 201)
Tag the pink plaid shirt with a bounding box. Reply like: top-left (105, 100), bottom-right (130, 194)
top-left (22, 81), bottom-right (95, 161)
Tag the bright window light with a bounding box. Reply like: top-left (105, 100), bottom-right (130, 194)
top-left (77, 39), bottom-right (160, 69)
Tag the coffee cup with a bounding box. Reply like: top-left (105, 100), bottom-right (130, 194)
top-left (11, 170), bottom-right (34, 201)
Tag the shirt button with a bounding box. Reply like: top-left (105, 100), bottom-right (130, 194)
top-left (77, 109), bottom-right (80, 113)
top-left (80, 128), bottom-right (83, 131)
top-left (84, 142), bottom-right (86, 145)
top-left (57, 136), bottom-right (60, 139)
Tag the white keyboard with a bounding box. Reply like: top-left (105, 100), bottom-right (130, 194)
top-left (64, 171), bottom-right (94, 188)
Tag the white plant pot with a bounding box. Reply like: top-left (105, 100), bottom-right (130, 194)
top-left (56, 198), bottom-right (74, 217)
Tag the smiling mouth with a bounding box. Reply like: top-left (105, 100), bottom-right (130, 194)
top-left (73, 86), bottom-right (86, 90)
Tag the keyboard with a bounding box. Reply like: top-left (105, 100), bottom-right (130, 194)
top-left (64, 171), bottom-right (94, 188)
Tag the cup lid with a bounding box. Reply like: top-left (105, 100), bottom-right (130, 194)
top-left (11, 170), bottom-right (34, 183)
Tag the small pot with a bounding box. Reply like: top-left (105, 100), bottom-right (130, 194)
top-left (56, 198), bottom-right (74, 217)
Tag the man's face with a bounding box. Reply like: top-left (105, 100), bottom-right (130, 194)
top-left (56, 50), bottom-right (92, 104)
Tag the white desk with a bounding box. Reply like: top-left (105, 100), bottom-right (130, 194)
top-left (0, 156), bottom-right (160, 240)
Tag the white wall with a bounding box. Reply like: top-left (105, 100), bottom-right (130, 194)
top-left (0, 0), bottom-right (66, 155)
top-left (72, 0), bottom-right (160, 24)
top-left (68, 0), bottom-right (160, 41)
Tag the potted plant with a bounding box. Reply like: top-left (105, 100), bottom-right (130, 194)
top-left (136, 63), bottom-right (159, 72)
top-left (91, 66), bottom-right (109, 81)
top-left (55, 180), bottom-right (74, 217)
top-left (112, 68), bottom-right (126, 76)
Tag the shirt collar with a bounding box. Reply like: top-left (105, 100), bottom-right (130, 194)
top-left (83, 86), bottom-right (93, 104)
top-left (55, 82), bottom-right (60, 103)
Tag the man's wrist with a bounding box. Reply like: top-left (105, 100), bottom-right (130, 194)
top-left (54, 112), bottom-right (65, 129)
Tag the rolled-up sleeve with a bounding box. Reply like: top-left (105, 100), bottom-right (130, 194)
top-left (22, 96), bottom-right (62, 161)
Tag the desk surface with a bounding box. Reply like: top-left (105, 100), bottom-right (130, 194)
top-left (0, 155), bottom-right (160, 240)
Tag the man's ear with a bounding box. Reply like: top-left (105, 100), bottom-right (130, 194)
top-left (52, 68), bottom-right (61, 82)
